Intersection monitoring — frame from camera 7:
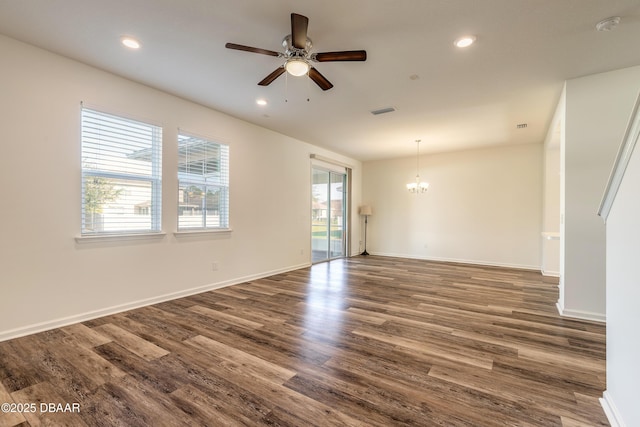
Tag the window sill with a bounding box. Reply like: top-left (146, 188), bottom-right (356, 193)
top-left (174, 228), bottom-right (233, 237)
top-left (75, 232), bottom-right (167, 243)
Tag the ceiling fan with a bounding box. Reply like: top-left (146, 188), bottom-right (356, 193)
top-left (225, 13), bottom-right (367, 91)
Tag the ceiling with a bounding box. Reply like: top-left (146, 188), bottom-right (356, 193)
top-left (1, 0), bottom-right (640, 161)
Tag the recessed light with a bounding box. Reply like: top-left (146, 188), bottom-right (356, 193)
top-left (454, 36), bottom-right (476, 48)
top-left (121, 37), bottom-right (141, 49)
top-left (256, 99), bottom-right (268, 106)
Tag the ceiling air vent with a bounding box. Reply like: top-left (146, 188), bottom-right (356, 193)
top-left (516, 123), bottom-right (528, 129)
top-left (371, 107), bottom-right (396, 116)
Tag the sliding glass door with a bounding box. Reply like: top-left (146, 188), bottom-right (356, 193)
top-left (312, 167), bottom-right (347, 263)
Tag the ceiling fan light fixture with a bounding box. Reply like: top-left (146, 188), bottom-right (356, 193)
top-left (285, 58), bottom-right (310, 76)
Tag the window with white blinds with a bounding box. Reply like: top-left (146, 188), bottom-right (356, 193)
top-left (177, 132), bottom-right (229, 230)
top-left (81, 107), bottom-right (162, 235)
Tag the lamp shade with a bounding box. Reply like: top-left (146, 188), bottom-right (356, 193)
top-left (359, 205), bottom-right (372, 216)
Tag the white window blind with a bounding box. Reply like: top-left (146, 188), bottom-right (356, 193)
top-left (81, 107), bottom-right (162, 235)
top-left (178, 132), bottom-right (229, 230)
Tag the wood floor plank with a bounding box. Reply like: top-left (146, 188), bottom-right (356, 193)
top-left (284, 368), bottom-right (429, 426)
top-left (353, 327), bottom-right (495, 370)
top-left (0, 256), bottom-right (609, 426)
top-left (517, 345), bottom-right (605, 374)
top-left (427, 364), bottom-right (607, 425)
top-left (0, 381), bottom-right (26, 426)
top-left (152, 350), bottom-right (276, 424)
top-left (61, 323), bottom-right (112, 349)
top-left (169, 384), bottom-right (260, 427)
top-left (10, 382), bottom-right (87, 427)
top-left (52, 338), bottom-right (127, 388)
top-left (93, 324), bottom-right (170, 361)
top-left (187, 305), bottom-right (264, 330)
top-left (184, 335), bottom-right (297, 385)
top-left (93, 342), bottom-right (184, 395)
top-left (0, 339), bottom-right (48, 394)
top-left (86, 375), bottom-right (193, 427)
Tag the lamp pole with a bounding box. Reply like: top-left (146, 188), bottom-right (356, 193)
top-left (361, 214), bottom-right (370, 256)
top-left (359, 206), bottom-right (372, 256)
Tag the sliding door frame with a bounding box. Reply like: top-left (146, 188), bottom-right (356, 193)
top-left (310, 157), bottom-right (351, 264)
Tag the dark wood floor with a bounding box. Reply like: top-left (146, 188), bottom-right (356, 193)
top-left (0, 256), bottom-right (608, 426)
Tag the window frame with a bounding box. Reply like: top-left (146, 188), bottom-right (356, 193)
top-left (80, 106), bottom-right (163, 236)
top-left (177, 131), bottom-right (230, 232)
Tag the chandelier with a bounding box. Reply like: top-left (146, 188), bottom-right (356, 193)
top-left (406, 139), bottom-right (429, 193)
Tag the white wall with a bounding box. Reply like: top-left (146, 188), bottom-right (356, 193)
top-left (603, 130), bottom-right (640, 427)
top-left (561, 65), bottom-right (640, 321)
top-left (362, 143), bottom-right (542, 269)
top-left (542, 146), bottom-right (560, 276)
top-left (0, 35), bottom-right (361, 340)
top-left (541, 91), bottom-right (563, 278)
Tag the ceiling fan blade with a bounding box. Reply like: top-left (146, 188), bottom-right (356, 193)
top-left (308, 67), bottom-right (333, 91)
top-left (225, 42), bottom-right (280, 57)
top-left (258, 67), bottom-right (286, 86)
top-left (314, 50), bottom-right (367, 62)
top-left (291, 13), bottom-right (309, 49)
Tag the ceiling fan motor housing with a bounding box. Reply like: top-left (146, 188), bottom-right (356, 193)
top-left (283, 35), bottom-right (313, 57)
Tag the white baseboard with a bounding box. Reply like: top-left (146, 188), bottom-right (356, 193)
top-left (600, 391), bottom-right (626, 427)
top-left (0, 262), bottom-right (310, 343)
top-left (555, 302), bottom-right (564, 316)
top-left (556, 304), bottom-right (606, 323)
top-left (541, 269), bottom-right (560, 277)
top-left (369, 251), bottom-right (540, 271)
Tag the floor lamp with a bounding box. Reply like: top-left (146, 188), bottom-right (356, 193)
top-left (359, 206), bottom-right (372, 256)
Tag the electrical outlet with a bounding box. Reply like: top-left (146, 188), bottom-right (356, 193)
top-left (299, 249), bottom-right (304, 255)
top-left (211, 262), bottom-right (218, 271)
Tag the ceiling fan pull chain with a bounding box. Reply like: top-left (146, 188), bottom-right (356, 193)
top-left (285, 71), bottom-right (289, 103)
